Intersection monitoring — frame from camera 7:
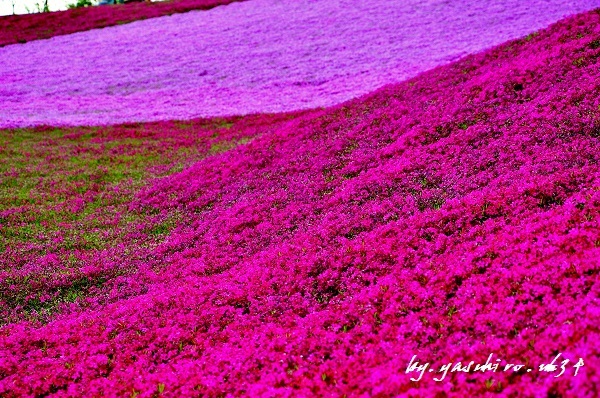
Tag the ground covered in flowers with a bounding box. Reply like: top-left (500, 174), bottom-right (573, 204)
top-left (1, 0), bottom-right (599, 128)
top-left (0, 0), bottom-right (244, 47)
top-left (1, 8), bottom-right (600, 397)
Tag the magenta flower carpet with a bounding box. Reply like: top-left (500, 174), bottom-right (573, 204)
top-left (2, 1), bottom-right (600, 397)
top-left (1, 0), bottom-right (599, 127)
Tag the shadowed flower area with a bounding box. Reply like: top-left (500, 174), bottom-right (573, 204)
top-left (1, 0), bottom-right (599, 127)
top-left (1, 9), bottom-right (600, 397)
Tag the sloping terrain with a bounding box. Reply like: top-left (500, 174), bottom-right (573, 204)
top-left (0, 111), bottom-right (305, 325)
top-left (1, 0), bottom-right (598, 128)
top-left (1, 8), bottom-right (600, 397)
top-left (0, 0), bottom-right (244, 47)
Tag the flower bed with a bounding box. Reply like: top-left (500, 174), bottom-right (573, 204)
top-left (0, 0), bottom-right (245, 47)
top-left (1, 0), bottom-right (598, 128)
top-left (1, 8), bottom-right (600, 396)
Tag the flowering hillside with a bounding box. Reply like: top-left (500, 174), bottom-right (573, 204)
top-left (0, 0), bottom-right (244, 47)
top-left (1, 7), bottom-right (600, 397)
top-left (1, 0), bottom-right (599, 128)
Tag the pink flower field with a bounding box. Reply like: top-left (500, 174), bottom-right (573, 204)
top-left (1, 0), bottom-right (599, 127)
top-left (0, 0), bottom-right (245, 48)
top-left (1, 1), bottom-right (600, 397)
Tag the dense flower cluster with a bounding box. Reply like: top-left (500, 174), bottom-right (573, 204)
top-left (2, 0), bottom-right (599, 128)
top-left (0, 0), bottom-right (244, 47)
top-left (2, 8), bottom-right (600, 396)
